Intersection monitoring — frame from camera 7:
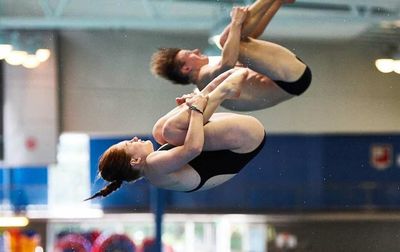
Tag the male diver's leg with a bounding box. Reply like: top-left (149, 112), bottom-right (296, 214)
top-left (219, 0), bottom-right (276, 47)
top-left (245, 0), bottom-right (297, 38)
top-left (241, 0), bottom-right (278, 39)
top-left (220, 0), bottom-right (294, 46)
top-left (239, 38), bottom-right (306, 82)
top-left (247, 0), bottom-right (283, 38)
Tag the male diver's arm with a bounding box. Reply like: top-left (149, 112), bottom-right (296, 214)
top-left (218, 7), bottom-right (247, 72)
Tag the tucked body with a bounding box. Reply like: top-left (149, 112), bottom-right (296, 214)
top-left (86, 69), bottom-right (267, 200)
top-left (151, 0), bottom-right (312, 111)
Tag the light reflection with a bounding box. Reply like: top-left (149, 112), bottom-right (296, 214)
top-left (375, 59), bottom-right (394, 73)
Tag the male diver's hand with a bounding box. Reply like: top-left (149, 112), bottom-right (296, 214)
top-left (219, 6), bottom-right (248, 49)
top-left (230, 6), bottom-right (248, 26)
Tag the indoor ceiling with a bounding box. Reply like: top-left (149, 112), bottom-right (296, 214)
top-left (0, 0), bottom-right (399, 42)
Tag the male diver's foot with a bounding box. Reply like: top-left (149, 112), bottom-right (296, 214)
top-left (220, 68), bottom-right (248, 99)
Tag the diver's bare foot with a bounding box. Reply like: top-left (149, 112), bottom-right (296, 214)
top-left (176, 92), bottom-right (195, 105)
top-left (219, 68), bottom-right (248, 99)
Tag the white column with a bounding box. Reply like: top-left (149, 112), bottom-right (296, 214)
top-left (3, 31), bottom-right (58, 166)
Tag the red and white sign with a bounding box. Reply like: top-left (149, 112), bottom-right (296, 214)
top-left (370, 144), bottom-right (393, 170)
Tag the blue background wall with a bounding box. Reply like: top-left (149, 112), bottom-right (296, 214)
top-left (1, 133), bottom-right (398, 211)
top-left (89, 133), bottom-right (400, 212)
top-left (0, 166), bottom-right (47, 209)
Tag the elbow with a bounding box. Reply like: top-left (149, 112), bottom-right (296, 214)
top-left (184, 136), bottom-right (204, 157)
top-left (186, 144), bottom-right (203, 158)
top-left (219, 62), bottom-right (235, 72)
top-left (193, 143), bottom-right (203, 155)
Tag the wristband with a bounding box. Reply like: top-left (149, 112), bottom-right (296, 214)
top-left (188, 105), bottom-right (203, 115)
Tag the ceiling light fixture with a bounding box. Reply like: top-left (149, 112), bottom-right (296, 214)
top-left (36, 48), bottom-right (51, 62)
top-left (5, 50), bottom-right (28, 66)
top-left (393, 60), bottom-right (400, 74)
top-left (375, 58), bottom-right (394, 73)
top-left (22, 54), bottom-right (41, 69)
top-left (1, 31), bottom-right (51, 69)
top-left (375, 45), bottom-right (400, 74)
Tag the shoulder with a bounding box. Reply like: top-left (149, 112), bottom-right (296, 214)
top-left (197, 65), bottom-right (215, 87)
top-left (198, 62), bottom-right (227, 86)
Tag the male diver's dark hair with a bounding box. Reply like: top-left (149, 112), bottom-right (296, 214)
top-left (150, 47), bottom-right (191, 85)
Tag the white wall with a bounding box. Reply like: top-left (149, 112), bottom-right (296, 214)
top-left (59, 30), bottom-right (400, 135)
top-left (3, 31), bottom-right (58, 166)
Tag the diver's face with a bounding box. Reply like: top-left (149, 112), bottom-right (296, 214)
top-left (176, 49), bottom-right (208, 71)
top-left (115, 136), bottom-right (154, 158)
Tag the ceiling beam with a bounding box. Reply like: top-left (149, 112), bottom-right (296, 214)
top-left (0, 17), bottom-right (214, 31)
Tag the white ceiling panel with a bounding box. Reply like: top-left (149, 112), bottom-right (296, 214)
top-left (0, 0), bottom-right (399, 41)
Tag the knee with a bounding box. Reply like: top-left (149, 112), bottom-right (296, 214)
top-left (161, 119), bottom-right (185, 146)
top-left (152, 119), bottom-right (166, 145)
top-left (161, 120), bottom-right (173, 141)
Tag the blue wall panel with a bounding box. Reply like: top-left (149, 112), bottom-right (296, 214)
top-left (11, 167), bottom-right (48, 209)
top-left (89, 134), bottom-right (400, 212)
top-left (0, 166), bottom-right (48, 209)
top-left (319, 135), bottom-right (400, 209)
top-left (166, 135), bottom-right (324, 211)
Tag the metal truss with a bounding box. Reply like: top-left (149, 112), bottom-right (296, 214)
top-left (0, 0), bottom-right (398, 40)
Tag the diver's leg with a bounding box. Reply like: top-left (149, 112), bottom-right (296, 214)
top-left (239, 38), bottom-right (305, 82)
top-left (219, 0), bottom-right (276, 47)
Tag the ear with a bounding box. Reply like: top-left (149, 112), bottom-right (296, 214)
top-left (181, 64), bottom-right (192, 75)
top-left (130, 157), bottom-right (142, 168)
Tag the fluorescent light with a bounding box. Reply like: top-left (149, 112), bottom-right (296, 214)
top-left (0, 216), bottom-right (29, 227)
top-left (26, 207), bottom-right (104, 219)
top-left (35, 246), bottom-right (44, 252)
top-left (5, 50), bottom-right (28, 65)
top-left (393, 60), bottom-right (400, 74)
top-left (375, 59), bottom-right (394, 73)
top-left (23, 54), bottom-right (41, 69)
top-left (35, 48), bottom-right (50, 62)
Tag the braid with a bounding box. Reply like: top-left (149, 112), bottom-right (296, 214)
top-left (87, 142), bottom-right (144, 201)
top-left (84, 180), bottom-right (123, 201)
